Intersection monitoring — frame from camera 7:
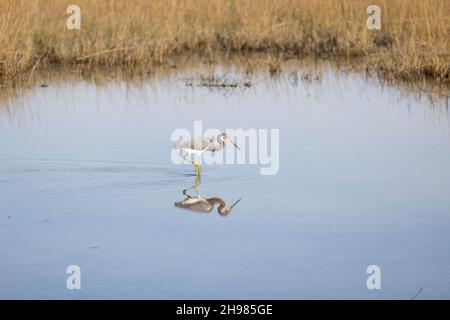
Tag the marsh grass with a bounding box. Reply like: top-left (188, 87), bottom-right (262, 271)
top-left (0, 0), bottom-right (449, 90)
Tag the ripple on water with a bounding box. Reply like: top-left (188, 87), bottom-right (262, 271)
top-left (0, 158), bottom-right (261, 197)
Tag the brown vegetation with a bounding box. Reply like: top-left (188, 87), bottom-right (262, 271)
top-left (0, 0), bottom-right (449, 88)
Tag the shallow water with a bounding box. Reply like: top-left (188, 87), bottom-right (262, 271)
top-left (1, 69), bottom-right (450, 299)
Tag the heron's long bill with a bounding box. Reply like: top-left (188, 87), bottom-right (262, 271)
top-left (228, 138), bottom-right (240, 150)
top-left (229, 198), bottom-right (241, 210)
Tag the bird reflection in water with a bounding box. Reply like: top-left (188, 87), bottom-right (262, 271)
top-left (174, 175), bottom-right (241, 216)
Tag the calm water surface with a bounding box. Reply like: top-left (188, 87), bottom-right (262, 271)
top-left (1, 70), bottom-right (449, 299)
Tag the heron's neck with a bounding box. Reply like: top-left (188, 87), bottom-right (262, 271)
top-left (217, 134), bottom-right (226, 147)
top-left (207, 197), bottom-right (226, 213)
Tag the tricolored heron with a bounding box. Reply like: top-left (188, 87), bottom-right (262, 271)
top-left (175, 194), bottom-right (241, 216)
top-left (173, 132), bottom-right (239, 175)
top-left (174, 175), bottom-right (241, 216)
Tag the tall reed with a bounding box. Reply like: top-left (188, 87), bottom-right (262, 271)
top-left (0, 0), bottom-right (449, 86)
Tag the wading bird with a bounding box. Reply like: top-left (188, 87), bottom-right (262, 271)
top-left (173, 133), bottom-right (239, 175)
top-left (175, 193), bottom-right (241, 216)
top-left (174, 175), bottom-right (241, 216)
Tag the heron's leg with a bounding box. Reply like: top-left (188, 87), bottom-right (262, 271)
top-left (182, 152), bottom-right (199, 175)
top-left (182, 152), bottom-right (202, 176)
top-left (191, 154), bottom-right (202, 176)
top-left (182, 152), bottom-right (195, 165)
top-left (183, 175), bottom-right (202, 198)
top-left (182, 188), bottom-right (194, 198)
top-left (194, 174), bottom-right (201, 188)
top-left (194, 172), bottom-right (202, 196)
top-left (194, 162), bottom-right (202, 175)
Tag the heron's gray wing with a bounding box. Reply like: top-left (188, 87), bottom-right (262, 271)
top-left (175, 138), bottom-right (213, 151)
top-left (175, 198), bottom-right (212, 213)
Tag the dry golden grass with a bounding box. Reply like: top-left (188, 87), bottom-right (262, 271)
top-left (0, 0), bottom-right (449, 87)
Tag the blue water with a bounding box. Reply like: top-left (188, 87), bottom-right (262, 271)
top-left (1, 70), bottom-right (449, 299)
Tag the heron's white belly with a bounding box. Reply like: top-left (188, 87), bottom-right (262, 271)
top-left (182, 148), bottom-right (204, 154)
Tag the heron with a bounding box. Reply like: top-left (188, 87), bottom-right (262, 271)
top-left (174, 175), bottom-right (241, 216)
top-left (173, 132), bottom-right (240, 175)
top-left (175, 194), bottom-right (241, 216)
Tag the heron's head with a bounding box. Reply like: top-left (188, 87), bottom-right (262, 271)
top-left (218, 198), bottom-right (242, 216)
top-left (174, 201), bottom-right (183, 208)
top-left (219, 133), bottom-right (240, 149)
